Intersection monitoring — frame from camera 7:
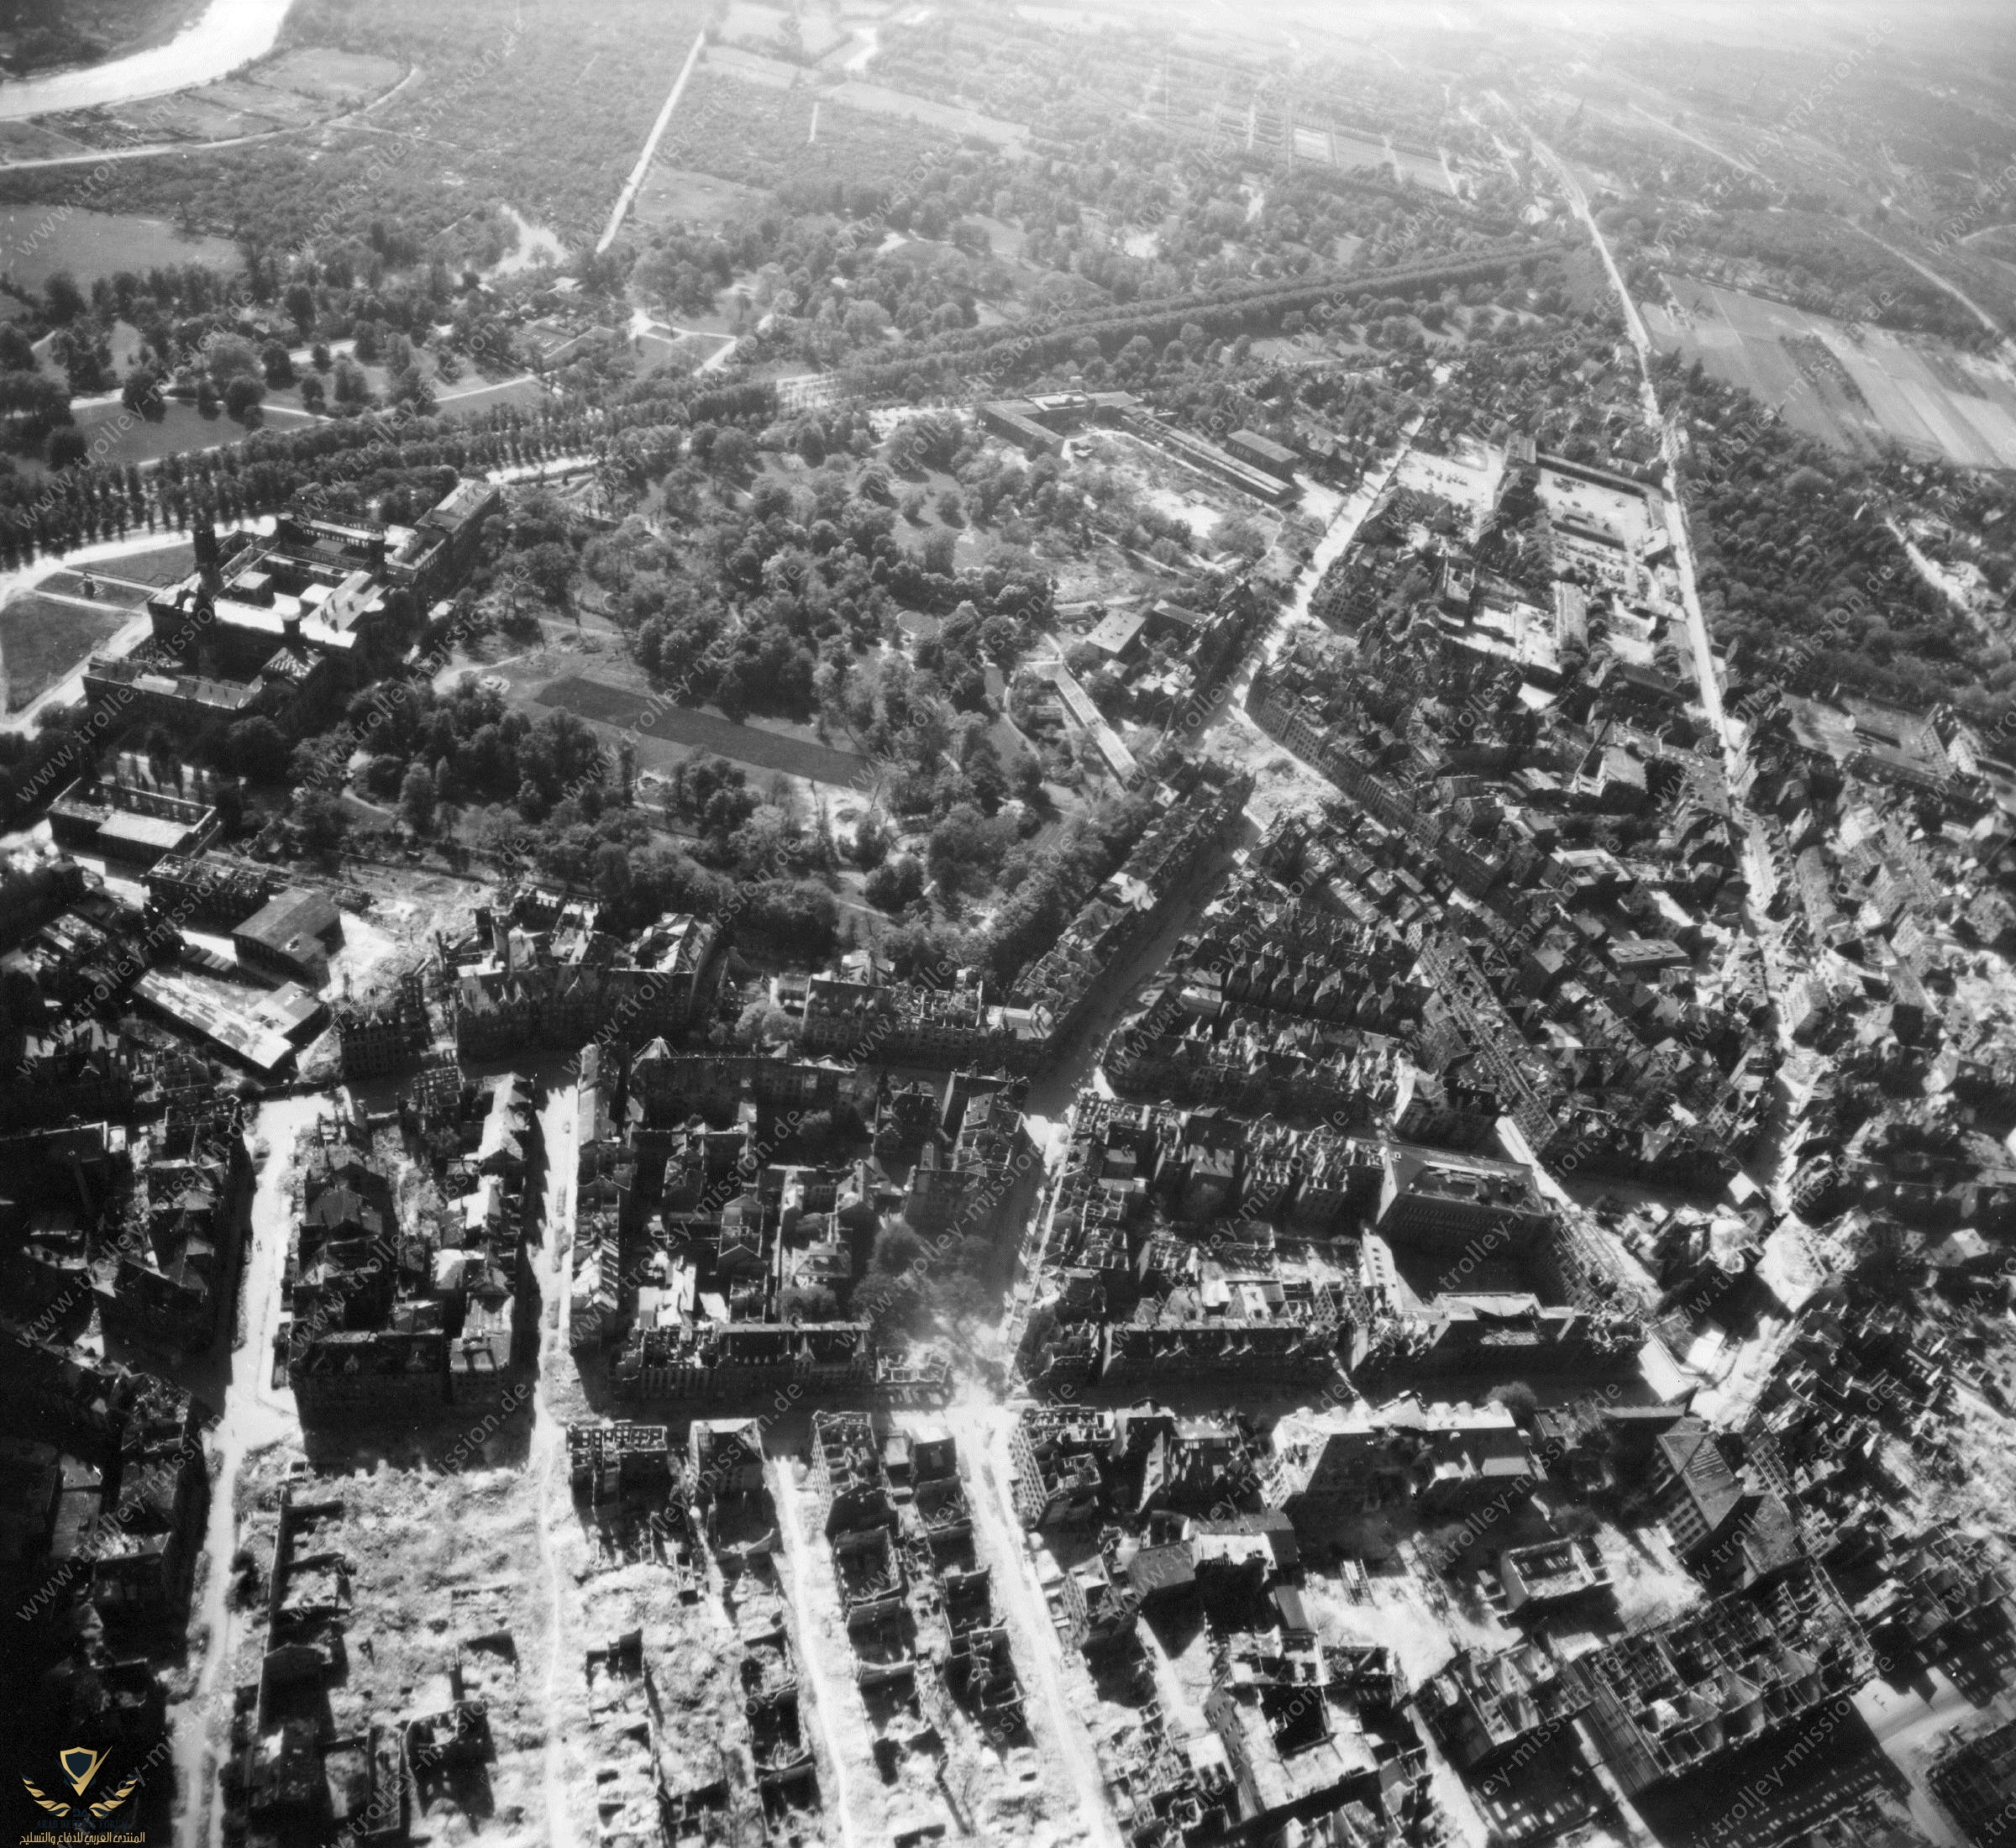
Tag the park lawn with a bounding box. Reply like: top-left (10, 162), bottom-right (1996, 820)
top-left (95, 541), bottom-right (196, 587)
top-left (13, 397), bottom-right (250, 480)
top-left (431, 374), bottom-right (550, 415)
top-left (536, 671), bottom-right (871, 786)
top-left (18, 352), bottom-right (534, 481)
top-left (0, 207), bottom-right (239, 292)
top-left (632, 164), bottom-right (770, 234)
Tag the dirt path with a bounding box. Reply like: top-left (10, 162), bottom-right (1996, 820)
top-left (949, 1399), bottom-right (1123, 1848)
top-left (769, 1459), bottom-right (863, 1848)
top-left (172, 1095), bottom-right (318, 1848)
top-left (1855, 223), bottom-right (2012, 352)
top-left (533, 1082), bottom-right (586, 1848)
top-left (596, 29), bottom-right (707, 255)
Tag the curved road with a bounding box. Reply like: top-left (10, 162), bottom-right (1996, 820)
top-left (1855, 223), bottom-right (2013, 360)
top-left (0, 0), bottom-right (294, 120)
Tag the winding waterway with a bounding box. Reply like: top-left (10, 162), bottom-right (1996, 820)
top-left (0, 0), bottom-right (295, 121)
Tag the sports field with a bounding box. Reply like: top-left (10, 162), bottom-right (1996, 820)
top-left (1646, 276), bottom-right (2016, 470)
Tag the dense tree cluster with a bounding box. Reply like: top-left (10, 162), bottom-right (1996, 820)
top-left (1612, 205), bottom-right (1984, 344)
top-left (0, 0), bottom-right (701, 261)
top-left (1656, 355), bottom-right (1995, 717)
top-left (597, 409), bottom-right (1056, 734)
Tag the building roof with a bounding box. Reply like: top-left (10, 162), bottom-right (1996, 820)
top-left (97, 811), bottom-right (202, 852)
top-left (134, 971), bottom-right (294, 1074)
top-left (422, 478), bottom-right (499, 536)
top-left (1228, 428), bottom-right (1299, 467)
top-left (1656, 1421), bottom-right (1746, 1532)
top-left (1126, 1542), bottom-right (1199, 1599)
top-left (1086, 608), bottom-right (1147, 655)
top-left (236, 887), bottom-right (342, 953)
top-left (1273, 1583), bottom-right (1313, 1634)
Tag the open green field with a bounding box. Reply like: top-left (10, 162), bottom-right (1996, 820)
top-left (631, 164), bottom-right (770, 233)
top-left (633, 324), bottom-right (732, 372)
top-left (537, 673), bottom-right (870, 785)
top-left (39, 569), bottom-right (154, 607)
top-left (1646, 276), bottom-right (2016, 470)
top-left (77, 540), bottom-right (194, 588)
top-left (12, 396), bottom-right (255, 481)
top-left (430, 375), bottom-right (549, 417)
top-left (0, 591), bottom-right (126, 710)
top-left (0, 207), bottom-right (239, 293)
top-left (12, 359), bottom-right (537, 480)
top-left (828, 77), bottom-right (1027, 146)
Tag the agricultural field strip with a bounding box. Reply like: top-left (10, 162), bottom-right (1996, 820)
top-left (1652, 276), bottom-right (2016, 468)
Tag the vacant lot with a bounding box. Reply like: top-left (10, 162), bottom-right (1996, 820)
top-left (1646, 276), bottom-right (2016, 469)
top-left (0, 205), bottom-right (239, 292)
top-left (537, 673), bottom-right (872, 784)
top-left (0, 591), bottom-right (127, 708)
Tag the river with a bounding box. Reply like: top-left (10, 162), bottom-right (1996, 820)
top-left (0, 0), bottom-right (295, 122)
